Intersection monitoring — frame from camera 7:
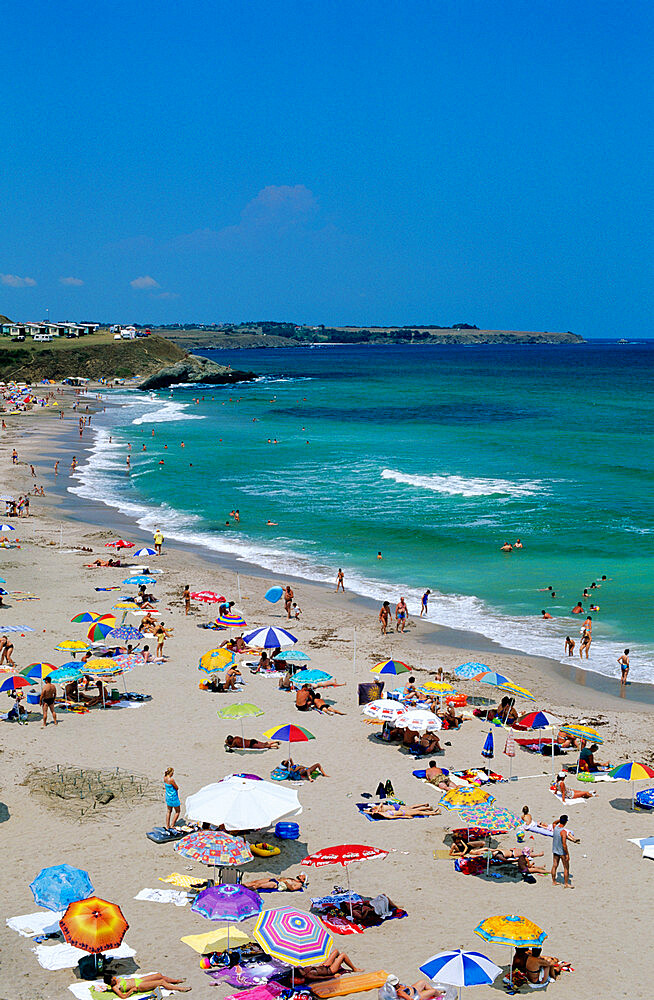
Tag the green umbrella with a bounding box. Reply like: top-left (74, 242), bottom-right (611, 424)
top-left (218, 703), bottom-right (264, 742)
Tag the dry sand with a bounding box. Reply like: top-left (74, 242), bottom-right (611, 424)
top-left (0, 393), bottom-right (652, 1000)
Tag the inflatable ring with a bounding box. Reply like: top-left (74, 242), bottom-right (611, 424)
top-left (251, 841), bottom-right (281, 858)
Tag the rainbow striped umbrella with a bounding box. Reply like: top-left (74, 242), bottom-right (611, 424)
top-left (253, 907), bottom-right (333, 967)
top-left (175, 831), bottom-right (253, 868)
top-left (370, 659), bottom-right (410, 676)
top-left (609, 762), bottom-right (654, 809)
top-left (440, 786), bottom-right (496, 811)
top-left (21, 662), bottom-right (56, 681)
top-left (263, 723), bottom-right (315, 759)
top-left (216, 612), bottom-right (247, 627)
top-left (457, 804), bottom-right (521, 833)
top-left (87, 622), bottom-right (115, 642)
top-left (0, 675), bottom-right (31, 693)
top-left (475, 671), bottom-right (512, 687)
top-left (70, 612), bottom-right (101, 624)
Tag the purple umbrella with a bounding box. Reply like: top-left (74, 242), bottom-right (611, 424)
top-left (191, 883), bottom-right (262, 923)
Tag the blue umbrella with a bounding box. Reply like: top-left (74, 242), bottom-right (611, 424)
top-left (29, 864), bottom-right (94, 912)
top-left (264, 587), bottom-right (284, 603)
top-left (242, 626), bottom-right (297, 649)
top-left (0, 576), bottom-right (6, 584)
top-left (107, 625), bottom-right (144, 644)
top-left (0, 524), bottom-right (15, 531)
top-left (481, 730), bottom-right (494, 759)
top-left (0, 588), bottom-right (7, 596)
top-left (122, 575), bottom-right (157, 585)
top-left (419, 950), bottom-right (502, 992)
top-left (292, 669), bottom-right (333, 685)
top-left (280, 650), bottom-right (311, 662)
top-left (133, 547), bottom-right (157, 557)
top-left (454, 662), bottom-right (488, 679)
top-left (50, 666), bottom-right (83, 683)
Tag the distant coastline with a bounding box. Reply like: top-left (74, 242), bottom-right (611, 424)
top-left (155, 323), bottom-right (584, 351)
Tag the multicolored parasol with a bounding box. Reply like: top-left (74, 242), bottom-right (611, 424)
top-left (439, 786), bottom-right (496, 811)
top-left (59, 896), bottom-right (128, 954)
top-left (370, 659), bottom-right (410, 676)
top-left (253, 907), bottom-right (333, 967)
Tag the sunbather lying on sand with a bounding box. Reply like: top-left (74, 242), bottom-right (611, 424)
top-left (386, 974), bottom-right (443, 1000)
top-left (245, 872), bottom-right (307, 892)
top-left (365, 802), bottom-right (441, 819)
top-left (281, 757), bottom-right (329, 781)
top-left (225, 735), bottom-right (280, 750)
top-left (103, 972), bottom-right (190, 996)
top-left (86, 558), bottom-right (122, 567)
top-left (425, 761), bottom-right (456, 789)
top-left (554, 773), bottom-right (596, 801)
top-left (449, 834), bottom-right (488, 857)
top-left (282, 951), bottom-right (361, 983)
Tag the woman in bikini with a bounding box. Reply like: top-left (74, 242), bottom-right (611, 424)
top-left (281, 757), bottom-right (329, 781)
top-left (244, 872), bottom-right (307, 892)
top-left (103, 972), bottom-right (190, 996)
top-left (366, 802), bottom-right (441, 819)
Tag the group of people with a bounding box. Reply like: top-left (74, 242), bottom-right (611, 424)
top-left (379, 597), bottom-right (409, 634)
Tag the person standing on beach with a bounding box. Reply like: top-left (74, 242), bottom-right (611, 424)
top-left (336, 568), bottom-right (345, 592)
top-left (579, 630), bottom-right (591, 658)
top-left (11, 448), bottom-right (18, 464)
top-left (564, 636), bottom-right (575, 656)
top-left (551, 814), bottom-right (579, 888)
top-left (396, 597), bottom-right (408, 633)
top-left (420, 589), bottom-right (430, 617)
top-left (154, 529), bottom-right (164, 555)
top-left (379, 601), bottom-right (391, 634)
top-left (183, 584), bottom-right (191, 616)
top-left (618, 648), bottom-right (630, 686)
top-left (40, 675), bottom-right (58, 728)
top-left (284, 585), bottom-right (294, 619)
top-left (163, 767), bottom-right (180, 830)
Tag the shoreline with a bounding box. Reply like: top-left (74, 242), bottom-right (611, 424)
top-left (22, 390), bottom-right (654, 710)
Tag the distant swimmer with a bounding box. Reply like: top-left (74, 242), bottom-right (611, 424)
top-left (377, 551), bottom-right (382, 560)
top-left (564, 635), bottom-right (575, 656)
top-left (618, 648), bottom-right (630, 686)
top-left (514, 538), bottom-right (523, 549)
top-left (538, 586), bottom-right (553, 592)
top-left (181, 441), bottom-right (185, 448)
top-left (550, 591), bottom-right (557, 599)
top-left (500, 542), bottom-right (513, 552)
top-left (589, 604), bottom-right (599, 612)
top-left (420, 589), bottom-right (431, 616)
top-left (590, 581), bottom-right (598, 590)
top-left (266, 520), bottom-right (278, 525)
top-left (571, 603), bottom-right (583, 614)
top-left (142, 444), bottom-right (147, 451)
top-left (541, 610), bottom-right (553, 619)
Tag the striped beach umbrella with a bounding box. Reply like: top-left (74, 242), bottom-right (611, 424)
top-left (191, 884), bottom-right (261, 923)
top-left (559, 723), bottom-right (604, 744)
top-left (420, 950), bottom-right (503, 991)
top-left (112, 601), bottom-right (139, 612)
top-left (0, 675), bottom-right (31, 693)
top-left (86, 622), bottom-right (114, 642)
top-left (215, 612), bottom-right (247, 627)
top-left (440, 786), bottom-right (496, 811)
top-left (609, 762), bottom-right (654, 809)
top-left (499, 682), bottom-right (535, 702)
top-left (133, 547), bottom-right (157, 557)
top-left (70, 612), bottom-right (101, 624)
top-left (22, 662), bottom-right (56, 681)
top-left (59, 897), bottom-right (128, 954)
top-left (263, 724), bottom-right (314, 743)
top-left (253, 907), bottom-right (333, 967)
top-left (455, 662), bottom-right (489, 679)
top-left (243, 626), bottom-right (298, 649)
top-left (475, 671), bottom-right (512, 687)
top-left (370, 659), bottom-right (410, 676)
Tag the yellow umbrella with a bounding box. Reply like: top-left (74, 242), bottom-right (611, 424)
top-left (85, 658), bottom-right (120, 674)
top-left (55, 639), bottom-right (90, 654)
top-left (421, 681), bottom-right (453, 692)
top-left (499, 682), bottom-right (535, 701)
top-left (439, 785), bottom-right (496, 810)
top-left (181, 927), bottom-right (250, 954)
top-left (199, 648), bottom-right (236, 674)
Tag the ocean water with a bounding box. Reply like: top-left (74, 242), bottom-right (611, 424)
top-left (70, 341), bottom-right (654, 684)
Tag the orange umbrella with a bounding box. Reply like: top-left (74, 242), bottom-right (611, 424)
top-left (59, 896), bottom-right (128, 953)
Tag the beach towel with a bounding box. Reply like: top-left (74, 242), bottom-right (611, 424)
top-left (7, 910), bottom-right (63, 938)
top-left (34, 940), bottom-right (135, 971)
top-left (224, 985), bottom-right (285, 1000)
top-left (321, 916), bottom-right (365, 935)
top-left (68, 977), bottom-right (174, 999)
top-left (134, 887), bottom-right (189, 906)
top-left (311, 972), bottom-right (388, 997)
top-left (636, 787), bottom-right (654, 809)
top-left (432, 849), bottom-right (453, 860)
top-left (549, 789), bottom-right (589, 804)
top-left (159, 872), bottom-right (207, 889)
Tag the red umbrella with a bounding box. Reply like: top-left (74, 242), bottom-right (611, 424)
top-left (191, 591), bottom-right (226, 604)
top-left (301, 845), bottom-right (388, 915)
top-left (104, 539), bottom-right (134, 549)
top-left (0, 675), bottom-right (32, 693)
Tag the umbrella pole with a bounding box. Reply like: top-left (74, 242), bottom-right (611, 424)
top-left (346, 864), bottom-right (353, 918)
top-left (240, 718), bottom-right (245, 743)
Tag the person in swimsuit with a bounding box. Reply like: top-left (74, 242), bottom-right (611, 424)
top-left (420, 589), bottom-right (430, 617)
top-left (500, 542), bottom-right (512, 552)
top-left (395, 597), bottom-right (408, 633)
top-left (225, 735), bottom-right (280, 750)
top-left (295, 685), bottom-right (313, 711)
top-left (541, 609), bottom-right (553, 619)
top-left (183, 585), bottom-right (191, 616)
top-left (283, 585), bottom-right (294, 619)
top-left (40, 676), bottom-right (58, 728)
top-left (310, 690), bottom-right (345, 715)
top-left (571, 602), bottom-right (583, 614)
top-left (284, 951), bottom-right (361, 983)
top-left (448, 834), bottom-right (487, 857)
top-left (425, 761), bottom-right (456, 790)
top-left (564, 635), bottom-right (575, 656)
top-left (281, 757), bottom-right (329, 781)
top-left (525, 948), bottom-right (562, 985)
top-left (244, 872), bottom-right (307, 892)
top-left (365, 802), bottom-right (441, 819)
top-left (104, 972), bottom-right (190, 996)
top-left (554, 772), bottom-right (595, 802)
top-left (0, 636), bottom-right (16, 668)
top-left (379, 601), bottom-right (391, 634)
top-left (579, 630), bottom-right (592, 658)
top-left (336, 568), bottom-right (345, 592)
top-left (618, 648), bottom-right (630, 686)
top-left (164, 767), bottom-right (180, 829)
top-left (386, 975), bottom-right (442, 1000)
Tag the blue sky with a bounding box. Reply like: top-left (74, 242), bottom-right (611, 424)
top-left (2, 1), bottom-right (652, 334)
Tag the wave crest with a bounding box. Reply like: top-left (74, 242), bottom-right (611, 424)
top-left (381, 468), bottom-right (544, 498)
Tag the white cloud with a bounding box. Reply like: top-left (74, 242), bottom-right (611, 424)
top-left (59, 276), bottom-right (84, 286)
top-left (1, 273), bottom-right (37, 288)
top-left (156, 291), bottom-right (179, 300)
top-left (130, 275), bottom-right (160, 290)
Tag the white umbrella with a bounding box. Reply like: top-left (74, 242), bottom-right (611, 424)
top-left (395, 709), bottom-right (442, 732)
top-left (361, 699), bottom-right (405, 723)
top-left (185, 775), bottom-right (302, 831)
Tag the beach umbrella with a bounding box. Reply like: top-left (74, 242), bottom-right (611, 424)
top-left (216, 612), bottom-right (247, 627)
top-left (475, 671), bottom-right (512, 687)
top-left (59, 896), bottom-right (128, 955)
top-left (185, 776), bottom-right (302, 831)
top-left (560, 723), bottom-right (604, 744)
top-left (30, 864), bottom-right (94, 912)
top-left (301, 844), bottom-right (388, 916)
top-left (263, 723), bottom-right (315, 760)
top-left (112, 601), bottom-right (139, 612)
top-left (243, 626), bottom-right (298, 649)
top-left (361, 699), bottom-right (405, 723)
top-left (70, 612), bottom-right (101, 624)
top-left (133, 547), bottom-right (156, 557)
top-left (292, 669), bottom-right (333, 685)
top-left (280, 649), bottom-right (311, 662)
top-left (0, 675), bottom-right (31, 692)
top-left (218, 703), bottom-right (264, 741)
top-left (181, 927), bottom-right (251, 954)
top-left (55, 640), bottom-right (90, 656)
top-left (440, 786), bottom-right (496, 811)
top-left (419, 950), bottom-right (503, 996)
top-left (122, 575), bottom-right (157, 586)
top-left (175, 831), bottom-right (253, 879)
top-left (0, 523), bottom-right (15, 531)
top-left (85, 657), bottom-right (120, 675)
top-left (609, 762), bottom-right (654, 809)
top-left (394, 709), bottom-right (442, 733)
top-left (499, 682), bottom-right (535, 702)
top-left (474, 914), bottom-right (547, 985)
top-left (370, 659), bottom-right (410, 676)
top-left (481, 731), bottom-right (494, 759)
top-left (87, 622), bottom-right (115, 642)
top-left (420, 681), bottom-right (453, 693)
top-left (191, 884), bottom-right (261, 923)
top-left (191, 591), bottom-right (226, 604)
top-left (113, 653), bottom-right (145, 670)
top-left (503, 733), bottom-right (516, 781)
top-left (455, 662), bottom-right (489, 679)
top-left (50, 665), bottom-right (83, 684)
top-left (457, 804), bottom-right (521, 834)
top-left (22, 662), bottom-right (56, 681)
top-left (104, 539), bottom-right (133, 549)
top-left (253, 907), bottom-right (333, 967)
top-left (514, 710), bottom-right (561, 779)
top-left (199, 648), bottom-right (236, 674)
top-left (107, 625), bottom-right (143, 645)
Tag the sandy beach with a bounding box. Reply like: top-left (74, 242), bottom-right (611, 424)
top-left (1, 391), bottom-right (652, 1000)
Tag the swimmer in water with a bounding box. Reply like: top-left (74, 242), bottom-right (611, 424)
top-left (500, 542), bottom-right (513, 552)
top-left (266, 520), bottom-right (278, 525)
top-left (564, 635), bottom-right (575, 656)
top-left (514, 538), bottom-right (523, 548)
top-left (541, 610), bottom-right (553, 619)
top-left (538, 586), bottom-right (553, 592)
top-left (571, 602), bottom-right (584, 614)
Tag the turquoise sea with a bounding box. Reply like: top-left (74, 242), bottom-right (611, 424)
top-left (71, 341), bottom-right (654, 684)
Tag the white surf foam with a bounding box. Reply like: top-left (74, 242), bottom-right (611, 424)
top-left (381, 468), bottom-right (546, 498)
